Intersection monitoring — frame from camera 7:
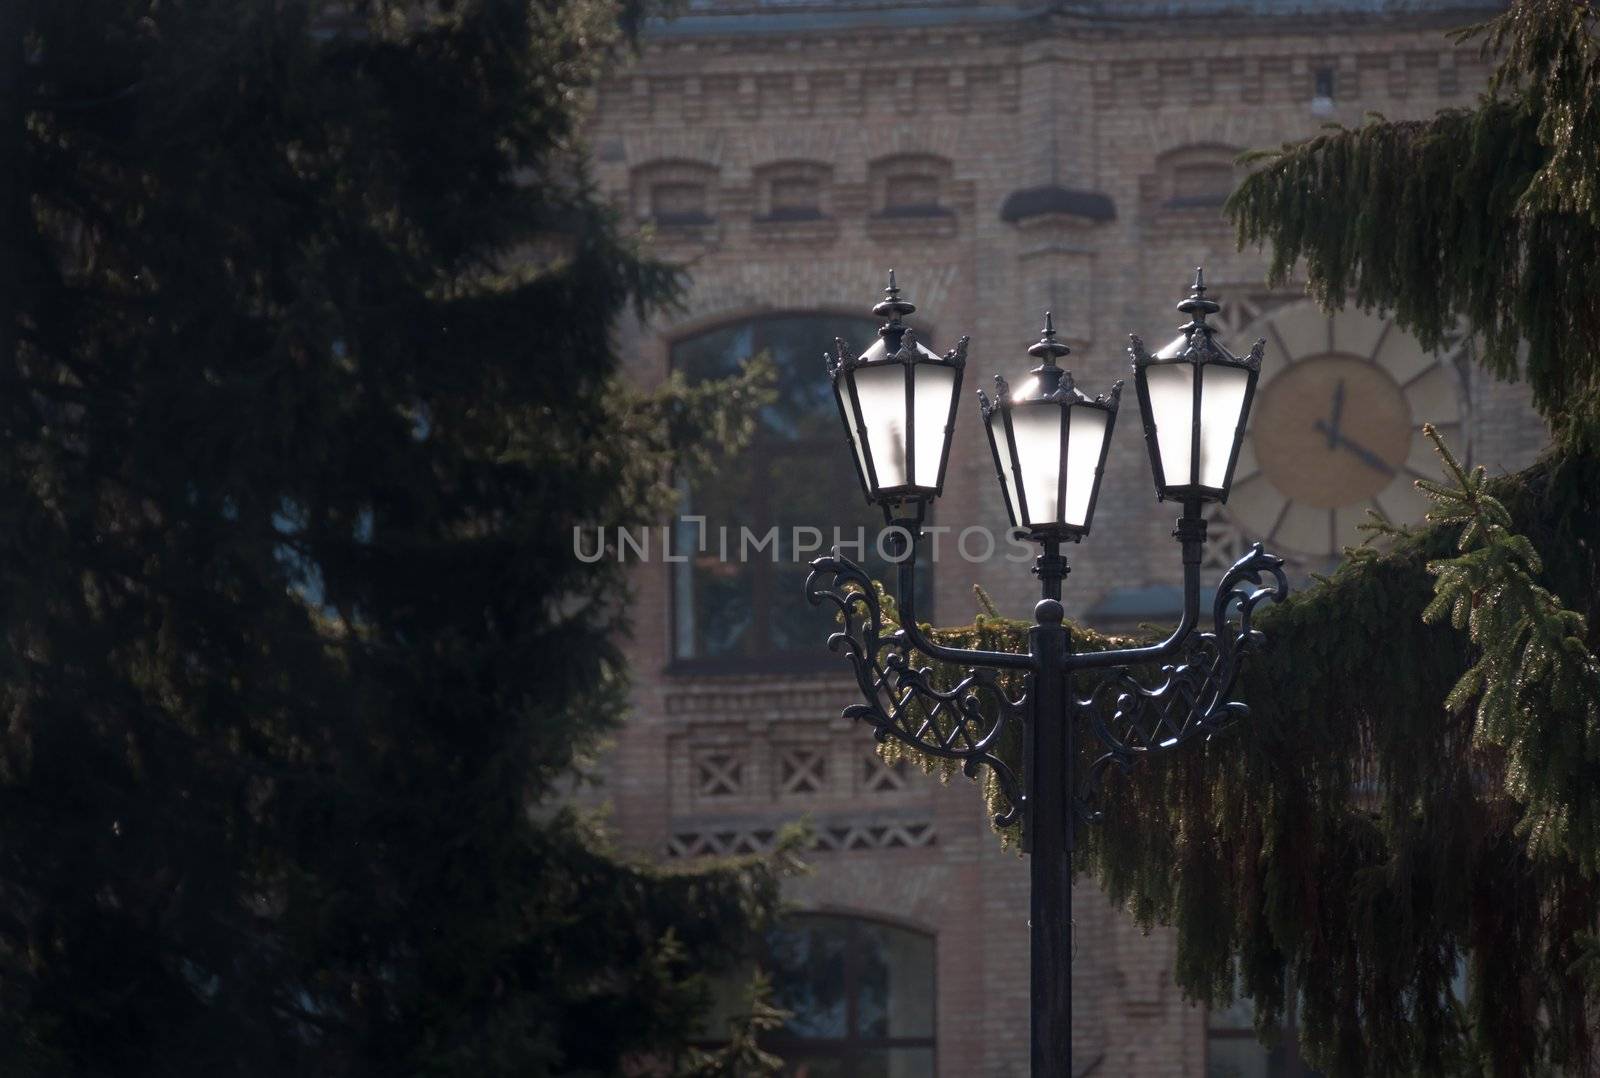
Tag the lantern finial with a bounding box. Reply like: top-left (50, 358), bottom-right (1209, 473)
top-left (1176, 266), bottom-right (1221, 324)
top-left (873, 268), bottom-right (917, 323)
top-left (1027, 310), bottom-right (1072, 368)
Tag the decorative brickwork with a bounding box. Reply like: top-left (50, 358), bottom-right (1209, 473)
top-left (861, 751), bottom-right (911, 794)
top-left (692, 747), bottom-right (745, 799)
top-left (666, 817), bottom-right (938, 858)
top-left (775, 745), bottom-right (828, 796)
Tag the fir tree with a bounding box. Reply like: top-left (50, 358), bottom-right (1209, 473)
top-left (0, 1), bottom-right (783, 1074)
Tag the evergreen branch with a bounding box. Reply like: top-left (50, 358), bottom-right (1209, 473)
top-left (883, 444), bottom-right (1600, 1073)
top-left (1226, 2), bottom-right (1600, 454)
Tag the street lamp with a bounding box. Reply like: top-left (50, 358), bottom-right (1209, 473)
top-left (806, 271), bottom-right (1289, 1078)
top-left (1130, 268), bottom-right (1264, 504)
top-left (826, 269), bottom-right (967, 518)
top-left (979, 312), bottom-right (1120, 543)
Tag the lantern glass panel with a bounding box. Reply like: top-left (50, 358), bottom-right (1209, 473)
top-left (1199, 364), bottom-right (1250, 490)
top-left (911, 364), bottom-right (958, 487)
top-left (1009, 403), bottom-right (1063, 526)
top-left (851, 364), bottom-right (909, 490)
top-left (1145, 362), bottom-right (1195, 487)
top-left (1063, 407), bottom-right (1109, 528)
top-left (987, 410), bottom-right (1021, 525)
top-left (835, 376), bottom-right (872, 492)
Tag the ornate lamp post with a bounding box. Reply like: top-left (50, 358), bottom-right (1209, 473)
top-left (807, 270), bottom-right (1289, 1078)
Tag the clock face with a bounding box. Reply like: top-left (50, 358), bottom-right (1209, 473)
top-left (1225, 301), bottom-right (1466, 558)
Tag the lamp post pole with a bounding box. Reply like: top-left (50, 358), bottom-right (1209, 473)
top-left (1028, 578), bottom-right (1073, 1076)
top-left (810, 271), bottom-right (1289, 1077)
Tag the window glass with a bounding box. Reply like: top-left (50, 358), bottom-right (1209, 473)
top-left (855, 921), bottom-right (935, 1039)
top-left (1206, 977), bottom-right (1323, 1078)
top-left (769, 919), bottom-right (850, 1038)
top-left (711, 914), bottom-right (936, 1078)
top-left (671, 316), bottom-right (933, 669)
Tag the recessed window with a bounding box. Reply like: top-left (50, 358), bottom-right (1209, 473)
top-left (651, 181), bottom-right (710, 226)
top-left (1206, 979), bottom-right (1324, 1078)
top-left (701, 915), bottom-right (936, 1076)
top-left (869, 153), bottom-right (954, 220)
top-left (1312, 68), bottom-right (1336, 116)
top-left (631, 159), bottom-right (718, 227)
top-left (1150, 144), bottom-right (1241, 215)
top-left (755, 162), bottom-right (831, 223)
top-left (670, 314), bottom-right (932, 671)
top-left (1169, 162), bottom-right (1235, 209)
top-left (769, 177), bottom-right (822, 220)
top-left (883, 172), bottom-right (944, 217)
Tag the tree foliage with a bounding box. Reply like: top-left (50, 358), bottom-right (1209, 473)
top-left (883, 1), bottom-right (1600, 1073)
top-left (1229, 0), bottom-right (1600, 455)
top-left (0, 1), bottom-right (782, 1074)
top-left (890, 436), bottom-right (1600, 1076)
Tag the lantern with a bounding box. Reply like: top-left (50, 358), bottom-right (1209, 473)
top-left (827, 271), bottom-right (967, 514)
top-left (1130, 269), bottom-right (1264, 503)
top-left (979, 313), bottom-right (1122, 542)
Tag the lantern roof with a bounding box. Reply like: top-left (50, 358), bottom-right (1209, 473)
top-left (1130, 268), bottom-right (1265, 371)
top-left (978, 312), bottom-right (1122, 417)
top-left (826, 270), bottom-right (969, 376)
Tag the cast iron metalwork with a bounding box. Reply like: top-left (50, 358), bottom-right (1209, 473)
top-left (803, 272), bottom-right (1289, 1078)
top-left (804, 547), bottom-right (1028, 829)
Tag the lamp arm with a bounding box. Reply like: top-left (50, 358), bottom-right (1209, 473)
top-left (1073, 541), bottom-right (1290, 820)
top-left (895, 536), bottom-right (1036, 672)
top-left (803, 550), bottom-right (1030, 828)
top-left (1066, 504), bottom-right (1208, 671)
top-left (1064, 556), bottom-right (1200, 671)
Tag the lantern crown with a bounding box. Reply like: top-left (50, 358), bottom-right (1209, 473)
top-left (1134, 268), bottom-right (1264, 373)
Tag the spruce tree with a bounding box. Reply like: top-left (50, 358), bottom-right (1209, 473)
top-left (0, 2), bottom-right (782, 1074)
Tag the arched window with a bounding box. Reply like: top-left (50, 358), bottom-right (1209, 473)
top-left (670, 314), bottom-right (931, 671)
top-left (703, 914), bottom-right (937, 1076)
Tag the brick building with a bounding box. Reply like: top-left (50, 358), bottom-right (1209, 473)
top-left (585, 2), bottom-right (1541, 1074)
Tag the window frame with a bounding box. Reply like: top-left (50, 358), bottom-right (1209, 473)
top-left (697, 911), bottom-right (939, 1077)
top-left (1204, 972), bottom-right (1322, 1078)
top-left (665, 312), bottom-right (935, 677)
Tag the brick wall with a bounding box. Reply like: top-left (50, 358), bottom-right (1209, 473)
top-left (584, 4), bottom-right (1536, 1074)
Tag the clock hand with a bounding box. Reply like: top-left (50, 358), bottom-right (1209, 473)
top-left (1336, 431), bottom-right (1396, 476)
top-left (1326, 379), bottom-right (1345, 449)
top-left (1311, 418), bottom-right (1396, 476)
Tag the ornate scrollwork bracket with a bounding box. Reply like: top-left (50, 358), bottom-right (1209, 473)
top-left (1076, 543), bottom-right (1289, 818)
top-left (804, 552), bottom-right (1029, 828)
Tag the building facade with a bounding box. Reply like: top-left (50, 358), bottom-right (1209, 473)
top-left (587, 2), bottom-right (1540, 1074)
